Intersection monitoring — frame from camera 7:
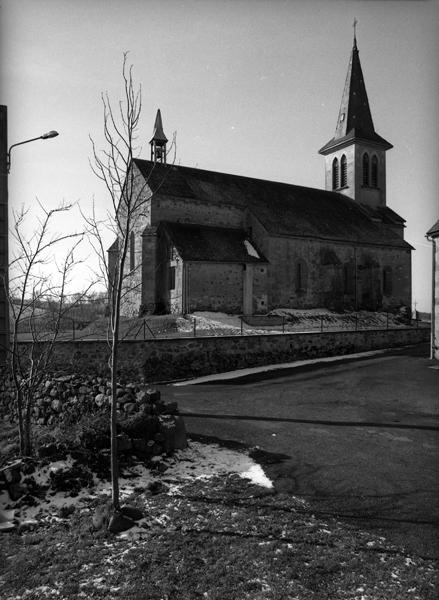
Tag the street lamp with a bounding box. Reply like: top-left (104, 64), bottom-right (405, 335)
top-left (0, 110), bottom-right (59, 365)
top-left (7, 130), bottom-right (59, 173)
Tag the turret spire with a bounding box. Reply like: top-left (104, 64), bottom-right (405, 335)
top-left (150, 109), bottom-right (168, 163)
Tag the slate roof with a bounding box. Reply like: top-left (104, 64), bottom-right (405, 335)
top-left (319, 39), bottom-right (392, 154)
top-left (160, 221), bottom-right (267, 263)
top-left (134, 159), bottom-right (411, 250)
top-left (427, 219), bottom-right (439, 237)
top-left (359, 204), bottom-right (406, 226)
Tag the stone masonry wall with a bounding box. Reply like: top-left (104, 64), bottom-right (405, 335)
top-left (266, 236), bottom-right (411, 311)
top-left (186, 262), bottom-right (244, 313)
top-left (14, 328), bottom-right (429, 383)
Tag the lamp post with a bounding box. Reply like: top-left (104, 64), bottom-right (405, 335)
top-left (7, 129), bottom-right (59, 173)
top-left (0, 104), bottom-right (59, 364)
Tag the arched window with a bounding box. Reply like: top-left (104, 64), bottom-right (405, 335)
top-left (362, 153), bottom-right (369, 187)
top-left (332, 157), bottom-right (339, 190)
top-left (130, 231), bottom-right (135, 271)
top-left (371, 155), bottom-right (378, 188)
top-left (340, 154), bottom-right (347, 187)
top-left (295, 260), bottom-right (307, 293)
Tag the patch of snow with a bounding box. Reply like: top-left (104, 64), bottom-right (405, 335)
top-left (176, 312), bottom-right (242, 334)
top-left (165, 442), bottom-right (273, 489)
top-left (270, 307), bottom-right (333, 317)
top-left (192, 312), bottom-right (241, 330)
top-left (237, 463), bottom-right (273, 488)
top-left (2, 442), bottom-right (273, 523)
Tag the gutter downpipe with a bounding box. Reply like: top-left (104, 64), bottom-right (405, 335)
top-left (427, 234), bottom-right (436, 359)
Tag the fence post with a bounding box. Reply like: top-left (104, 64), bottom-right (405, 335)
top-left (386, 312), bottom-right (389, 330)
top-left (72, 318), bottom-right (75, 341)
top-left (193, 318), bottom-right (196, 337)
top-left (240, 316), bottom-right (243, 336)
top-left (320, 315), bottom-right (324, 333)
top-left (143, 320), bottom-right (146, 340)
top-left (355, 313), bottom-right (358, 331)
top-left (282, 316), bottom-right (285, 333)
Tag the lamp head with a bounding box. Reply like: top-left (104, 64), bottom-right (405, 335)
top-left (41, 130), bottom-right (59, 139)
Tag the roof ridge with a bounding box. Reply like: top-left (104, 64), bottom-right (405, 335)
top-left (133, 158), bottom-right (345, 196)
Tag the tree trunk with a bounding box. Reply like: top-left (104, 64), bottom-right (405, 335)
top-left (16, 389), bottom-right (25, 456)
top-left (23, 391), bottom-right (32, 456)
top-left (110, 338), bottom-right (120, 511)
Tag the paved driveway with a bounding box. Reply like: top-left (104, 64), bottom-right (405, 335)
top-left (163, 344), bottom-right (439, 558)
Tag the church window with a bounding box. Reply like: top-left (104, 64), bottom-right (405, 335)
top-left (340, 155), bottom-right (347, 187)
top-left (169, 266), bottom-right (176, 290)
top-left (362, 153), bottom-right (369, 186)
top-left (371, 155), bottom-right (378, 188)
top-left (130, 231), bottom-right (135, 271)
top-left (295, 260), bottom-right (307, 293)
top-left (383, 267), bottom-right (392, 295)
top-left (332, 157), bottom-right (339, 190)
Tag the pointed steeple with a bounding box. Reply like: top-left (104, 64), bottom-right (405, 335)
top-left (319, 36), bottom-right (392, 154)
top-left (150, 109), bottom-right (168, 163)
top-left (319, 32), bottom-right (393, 209)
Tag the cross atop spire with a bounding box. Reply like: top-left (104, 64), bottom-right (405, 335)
top-left (353, 17), bottom-right (358, 48)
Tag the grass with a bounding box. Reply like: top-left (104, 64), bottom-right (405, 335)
top-left (1, 471), bottom-right (438, 600)
top-left (1, 415), bottom-right (437, 599)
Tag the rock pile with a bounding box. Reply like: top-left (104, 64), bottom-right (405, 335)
top-left (0, 377), bottom-right (187, 530)
top-left (0, 373), bottom-right (182, 427)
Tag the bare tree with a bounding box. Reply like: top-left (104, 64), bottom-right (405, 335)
top-left (86, 53), bottom-right (176, 513)
top-left (5, 201), bottom-right (84, 456)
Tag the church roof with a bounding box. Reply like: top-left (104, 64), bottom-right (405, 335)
top-left (160, 222), bottom-right (267, 263)
top-left (134, 160), bottom-right (411, 250)
top-left (319, 38), bottom-right (392, 154)
top-left (358, 204), bottom-right (406, 226)
top-left (427, 219), bottom-right (439, 237)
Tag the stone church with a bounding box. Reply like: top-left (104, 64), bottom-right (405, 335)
top-left (115, 35), bottom-right (412, 316)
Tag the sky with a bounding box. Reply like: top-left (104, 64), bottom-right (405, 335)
top-left (1, 0), bottom-right (438, 310)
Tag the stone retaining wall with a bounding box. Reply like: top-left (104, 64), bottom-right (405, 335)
top-left (15, 327), bottom-right (430, 382)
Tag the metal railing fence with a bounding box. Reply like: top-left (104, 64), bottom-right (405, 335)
top-left (14, 312), bottom-right (428, 342)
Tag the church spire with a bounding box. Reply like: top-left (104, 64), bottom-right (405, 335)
top-left (319, 31), bottom-right (393, 209)
top-left (319, 33), bottom-right (392, 154)
top-left (150, 109), bottom-right (168, 163)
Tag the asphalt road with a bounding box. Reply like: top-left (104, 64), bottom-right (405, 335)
top-left (163, 343), bottom-right (439, 559)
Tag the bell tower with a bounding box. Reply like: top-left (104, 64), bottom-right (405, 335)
top-left (150, 109), bottom-right (168, 164)
top-left (319, 29), bottom-right (393, 208)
